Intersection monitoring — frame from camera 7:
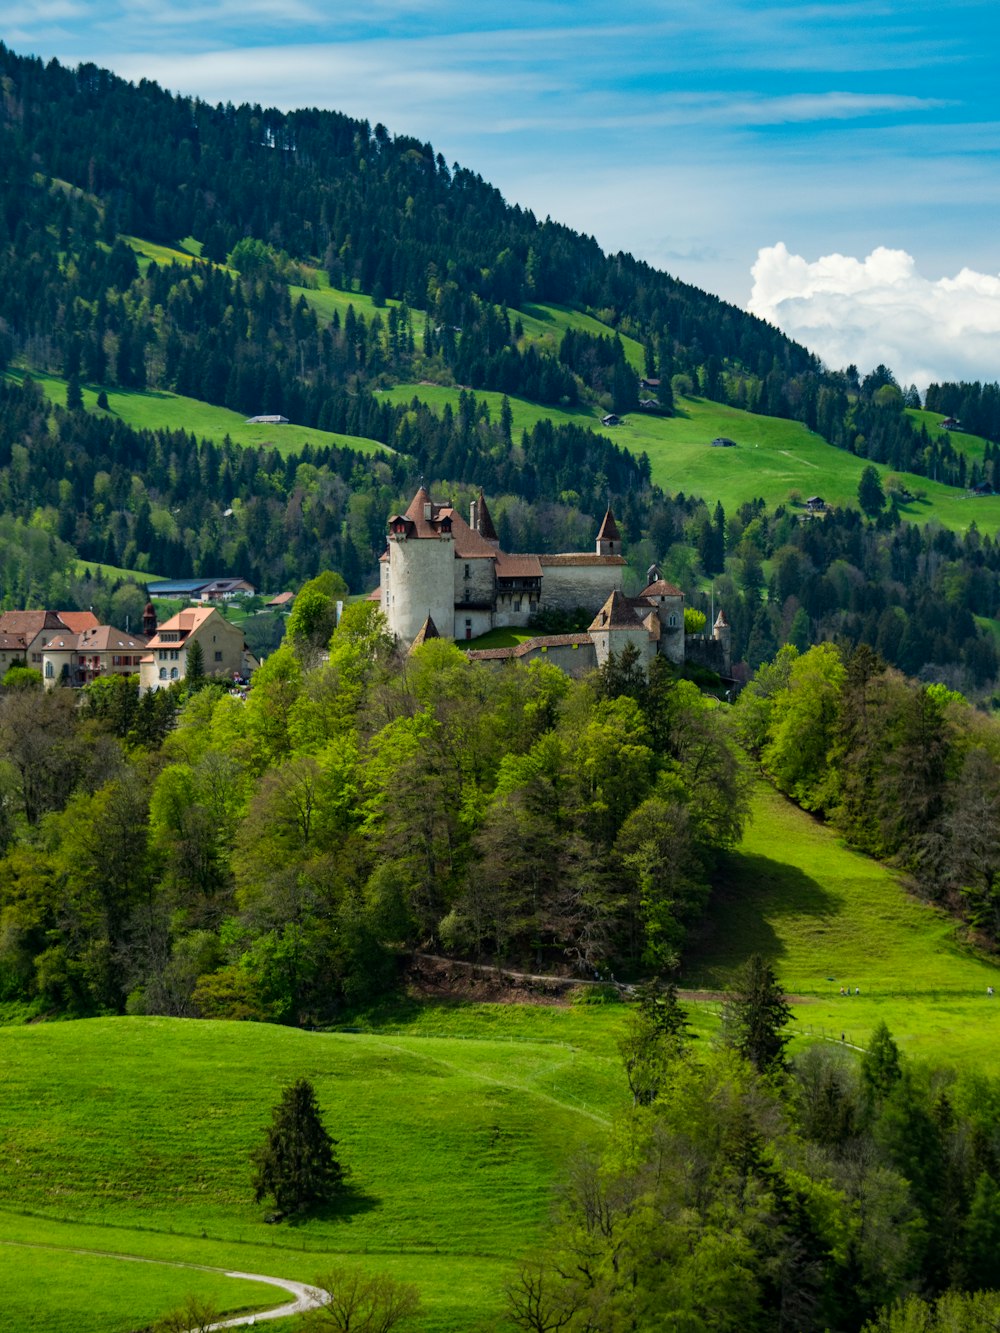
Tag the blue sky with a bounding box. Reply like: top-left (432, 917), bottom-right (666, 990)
top-left (5, 1), bottom-right (1000, 386)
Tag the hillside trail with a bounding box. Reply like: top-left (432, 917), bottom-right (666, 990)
top-left (412, 952), bottom-right (815, 1004)
top-left (0, 1239), bottom-right (329, 1330)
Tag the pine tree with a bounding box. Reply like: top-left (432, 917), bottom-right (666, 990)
top-left (722, 953), bottom-right (792, 1074)
top-left (185, 637), bottom-right (205, 686)
top-left (252, 1078), bottom-right (345, 1215)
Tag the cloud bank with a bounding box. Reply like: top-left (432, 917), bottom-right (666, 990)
top-left (749, 243), bottom-right (1000, 390)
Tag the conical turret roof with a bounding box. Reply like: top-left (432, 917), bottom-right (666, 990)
top-left (589, 589), bottom-right (643, 632)
top-left (476, 489), bottom-right (498, 541)
top-left (596, 508), bottom-right (621, 542)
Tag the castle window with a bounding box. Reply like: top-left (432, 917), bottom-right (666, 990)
top-left (669, 615), bottom-right (677, 627)
top-left (514, 599), bottom-right (521, 612)
top-left (464, 564), bottom-right (470, 579)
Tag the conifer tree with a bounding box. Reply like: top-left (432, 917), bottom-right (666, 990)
top-left (722, 953), bottom-right (792, 1074)
top-left (252, 1078), bottom-right (345, 1215)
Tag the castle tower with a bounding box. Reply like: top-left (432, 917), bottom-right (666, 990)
top-left (142, 600), bottom-right (157, 638)
top-left (588, 589), bottom-right (652, 670)
top-left (381, 487), bottom-right (456, 646)
top-left (596, 508), bottom-right (622, 557)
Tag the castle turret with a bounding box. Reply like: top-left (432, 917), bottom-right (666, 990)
top-left (381, 487), bottom-right (455, 647)
top-left (469, 489), bottom-right (499, 545)
top-left (596, 508), bottom-right (621, 557)
top-left (142, 600), bottom-right (157, 638)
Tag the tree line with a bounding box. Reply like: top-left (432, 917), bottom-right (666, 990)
top-left (736, 642), bottom-right (1000, 944)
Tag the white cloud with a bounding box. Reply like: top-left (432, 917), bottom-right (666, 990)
top-left (748, 243), bottom-right (1000, 388)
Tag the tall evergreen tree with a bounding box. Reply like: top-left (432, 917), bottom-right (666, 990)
top-left (722, 953), bottom-right (792, 1074)
top-left (252, 1078), bottom-right (345, 1215)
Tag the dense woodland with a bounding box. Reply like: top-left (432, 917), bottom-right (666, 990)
top-left (0, 603), bottom-right (748, 1020)
top-left (2, 39), bottom-right (999, 526)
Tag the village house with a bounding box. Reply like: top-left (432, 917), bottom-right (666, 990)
top-left (147, 577), bottom-right (255, 601)
top-left (139, 606), bottom-right (258, 690)
top-left (42, 624), bottom-right (149, 687)
top-left (0, 609), bottom-right (100, 673)
top-left (375, 486), bottom-right (731, 677)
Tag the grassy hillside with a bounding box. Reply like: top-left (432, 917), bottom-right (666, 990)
top-left (6, 778), bottom-right (1000, 1327)
top-left (383, 384), bottom-right (1000, 532)
top-left (906, 407), bottom-right (991, 464)
top-left (5, 368), bottom-right (387, 460)
top-left (0, 1010), bottom-right (627, 1333)
top-left (686, 781), bottom-right (1000, 1067)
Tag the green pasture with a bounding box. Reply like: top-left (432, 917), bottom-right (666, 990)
top-left (512, 303), bottom-right (646, 372)
top-left (123, 234), bottom-right (207, 270)
top-left (0, 1241), bottom-right (272, 1333)
top-left (73, 558), bottom-right (166, 584)
top-left (383, 382), bottom-right (1000, 533)
top-left (7, 775), bottom-right (1000, 1326)
top-left (294, 272), bottom-right (429, 336)
top-left (0, 1010), bottom-right (626, 1332)
top-left (684, 780), bottom-right (1000, 1067)
top-left (906, 408), bottom-right (990, 464)
top-left (5, 367), bottom-right (387, 460)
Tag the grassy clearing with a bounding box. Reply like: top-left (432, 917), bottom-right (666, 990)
top-left (465, 626), bottom-right (535, 648)
top-left (0, 1011), bottom-right (625, 1331)
top-left (906, 408), bottom-right (990, 464)
top-left (5, 367), bottom-right (387, 459)
top-left (513, 303), bottom-right (646, 372)
top-left (73, 558), bottom-right (166, 584)
top-left (684, 781), bottom-right (1000, 1068)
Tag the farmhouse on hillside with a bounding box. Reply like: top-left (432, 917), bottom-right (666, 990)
top-left (374, 486), bottom-right (731, 677)
top-left (147, 577), bottom-right (255, 601)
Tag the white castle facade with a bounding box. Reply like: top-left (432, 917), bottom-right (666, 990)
top-left (376, 486), bottom-right (731, 677)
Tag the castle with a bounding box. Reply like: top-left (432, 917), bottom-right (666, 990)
top-left (375, 486), bottom-right (731, 677)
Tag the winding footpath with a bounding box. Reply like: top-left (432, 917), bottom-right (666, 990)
top-left (0, 1240), bottom-right (329, 1330)
top-left (201, 1268), bottom-right (327, 1328)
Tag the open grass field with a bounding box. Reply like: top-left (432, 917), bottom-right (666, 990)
top-left (685, 780), bottom-right (1000, 1068)
top-left (5, 367), bottom-right (387, 460)
top-left (0, 1009), bottom-right (629, 1332)
top-left (906, 408), bottom-right (991, 464)
top-left (73, 558), bottom-right (167, 584)
top-left (382, 383), bottom-right (1000, 533)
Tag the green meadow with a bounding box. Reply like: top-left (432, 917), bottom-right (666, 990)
top-left (906, 407), bottom-right (991, 464)
top-left (0, 1009), bottom-right (627, 1332)
top-left (5, 367), bottom-right (387, 459)
top-left (382, 384), bottom-right (1000, 532)
top-left (685, 781), bottom-right (1000, 1068)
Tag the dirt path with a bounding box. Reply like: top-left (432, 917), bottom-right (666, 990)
top-left (0, 1239), bottom-right (329, 1329)
top-left (203, 1269), bottom-right (326, 1328)
top-left (411, 953), bottom-right (815, 1005)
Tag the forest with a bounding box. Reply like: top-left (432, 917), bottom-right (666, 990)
top-left (0, 605), bottom-right (747, 1021)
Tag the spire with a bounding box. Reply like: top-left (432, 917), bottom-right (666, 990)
top-left (475, 489), bottom-right (498, 542)
top-left (596, 507), bottom-right (621, 556)
top-left (409, 614), bottom-right (441, 651)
